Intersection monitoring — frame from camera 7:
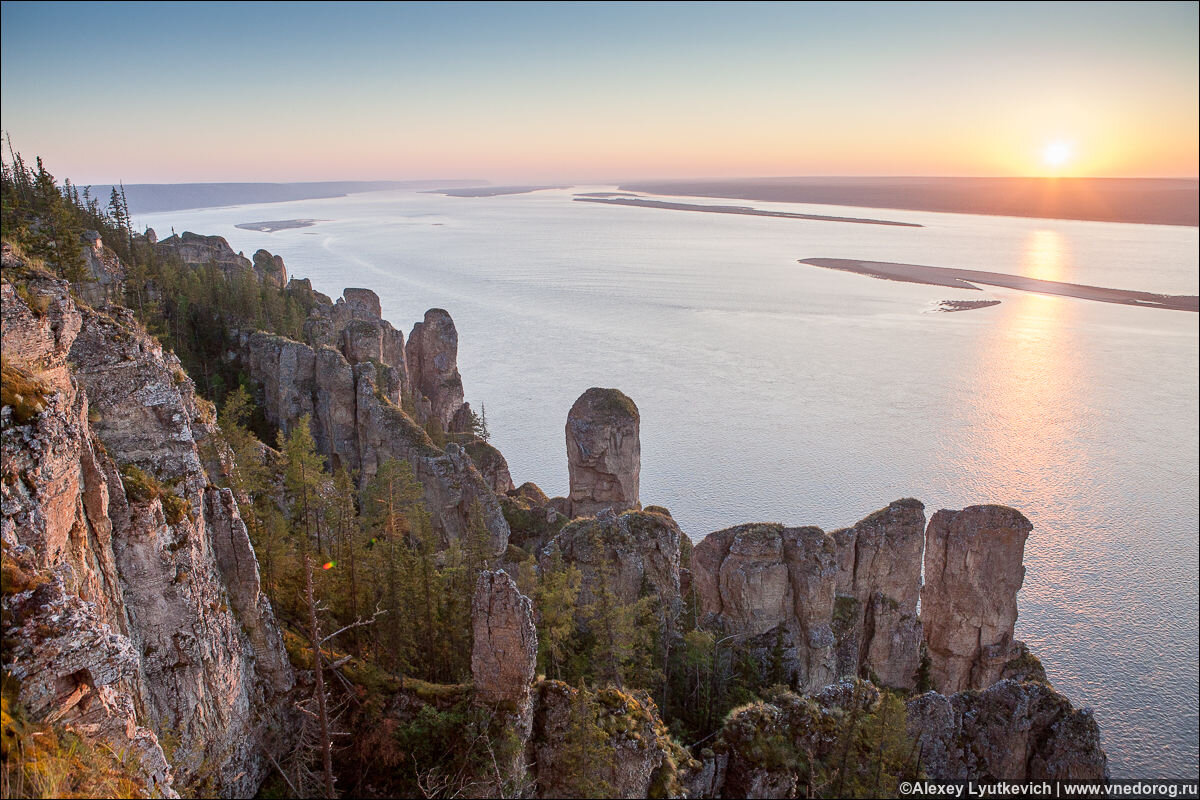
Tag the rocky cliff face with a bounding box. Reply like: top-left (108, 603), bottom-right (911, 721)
top-left (922, 505), bottom-right (1031, 693)
top-left (907, 679), bottom-right (1108, 780)
top-left (831, 499), bottom-right (925, 689)
top-left (565, 387), bottom-right (641, 518)
top-left (691, 523), bottom-right (839, 692)
top-left (1, 266), bottom-right (294, 797)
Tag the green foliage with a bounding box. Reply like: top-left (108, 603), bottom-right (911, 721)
top-left (1, 672), bottom-right (149, 798)
top-left (118, 463), bottom-right (189, 524)
top-left (533, 550), bottom-right (582, 680)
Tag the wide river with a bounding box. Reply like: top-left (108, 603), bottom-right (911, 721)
top-left (140, 186), bottom-right (1199, 778)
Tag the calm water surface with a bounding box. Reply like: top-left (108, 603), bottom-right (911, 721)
top-left (142, 187), bottom-right (1200, 778)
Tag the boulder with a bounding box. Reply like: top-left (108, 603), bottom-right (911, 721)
top-left (565, 387), bottom-right (640, 518)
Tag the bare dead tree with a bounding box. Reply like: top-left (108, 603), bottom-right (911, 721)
top-left (305, 553), bottom-right (336, 799)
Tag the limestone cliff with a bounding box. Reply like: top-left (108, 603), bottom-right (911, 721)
top-left (540, 507), bottom-right (683, 621)
top-left (922, 505), bottom-right (1032, 693)
top-left (2, 264), bottom-right (293, 797)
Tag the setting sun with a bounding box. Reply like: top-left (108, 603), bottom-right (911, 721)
top-left (1043, 140), bottom-right (1074, 169)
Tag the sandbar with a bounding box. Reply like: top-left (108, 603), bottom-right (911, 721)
top-left (933, 299), bottom-right (1002, 313)
top-left (428, 185), bottom-right (569, 197)
top-left (235, 218), bottom-right (322, 232)
top-left (574, 197), bottom-right (921, 227)
top-left (799, 258), bottom-right (1199, 312)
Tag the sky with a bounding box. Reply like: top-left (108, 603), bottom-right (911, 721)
top-left (1, 1), bottom-right (1197, 183)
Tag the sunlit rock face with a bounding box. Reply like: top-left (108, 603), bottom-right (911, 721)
top-left (565, 387), bottom-right (640, 518)
top-left (907, 679), bottom-right (1108, 780)
top-left (406, 308), bottom-right (466, 431)
top-left (691, 523), bottom-right (839, 692)
top-left (830, 498), bottom-right (925, 689)
top-left (921, 504), bottom-right (1032, 693)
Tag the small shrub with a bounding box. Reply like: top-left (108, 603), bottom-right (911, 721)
top-left (118, 464), bottom-right (190, 524)
top-left (1, 360), bottom-right (48, 426)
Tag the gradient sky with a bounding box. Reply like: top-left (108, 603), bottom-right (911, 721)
top-left (2, 1), bottom-right (1196, 183)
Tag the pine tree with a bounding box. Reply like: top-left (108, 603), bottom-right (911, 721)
top-left (280, 415), bottom-right (329, 553)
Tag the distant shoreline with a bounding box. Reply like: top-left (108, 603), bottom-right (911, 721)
top-left (574, 196), bottom-right (922, 227)
top-left (622, 177), bottom-right (1200, 227)
top-left (799, 257), bottom-right (1200, 312)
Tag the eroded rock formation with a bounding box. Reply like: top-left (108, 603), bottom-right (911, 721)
top-left (471, 570), bottom-right (538, 707)
top-left (239, 294), bottom-right (510, 554)
top-left (922, 505), bottom-right (1032, 693)
top-left (691, 523), bottom-right (839, 692)
top-left (532, 682), bottom-right (677, 799)
top-left (407, 308), bottom-right (467, 431)
top-left (566, 387), bottom-right (640, 518)
top-left (831, 498), bottom-right (925, 689)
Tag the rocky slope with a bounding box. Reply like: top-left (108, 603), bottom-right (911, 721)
top-left (2, 256), bottom-right (294, 797)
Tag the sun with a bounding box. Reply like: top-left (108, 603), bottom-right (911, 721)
top-left (1042, 140), bottom-right (1074, 170)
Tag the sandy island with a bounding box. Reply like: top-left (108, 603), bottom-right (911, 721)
top-left (235, 219), bottom-right (322, 232)
top-left (428, 185), bottom-right (569, 197)
top-left (799, 258), bottom-right (1199, 312)
top-left (575, 197), bottom-right (922, 227)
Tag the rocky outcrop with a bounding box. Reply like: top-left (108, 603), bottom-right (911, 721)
top-left (565, 387), bottom-right (640, 518)
top-left (156, 231), bottom-right (253, 275)
top-left (79, 230), bottom-right (126, 304)
top-left (406, 308), bottom-right (466, 431)
top-left (713, 680), bottom-right (893, 799)
top-left (251, 248), bottom-right (288, 287)
top-left (501, 482), bottom-right (568, 556)
top-left (353, 363), bottom-right (510, 554)
top-left (471, 570), bottom-right (538, 794)
top-left (540, 508), bottom-right (682, 620)
top-left (691, 523), bottom-right (839, 692)
top-left (462, 436), bottom-right (515, 494)
top-left (2, 267), bottom-right (294, 797)
top-left (831, 499), bottom-right (925, 689)
top-left (471, 570), bottom-right (538, 707)
top-left (922, 505), bottom-right (1032, 693)
top-left (907, 679), bottom-right (1108, 780)
top-left (532, 682), bottom-right (676, 799)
